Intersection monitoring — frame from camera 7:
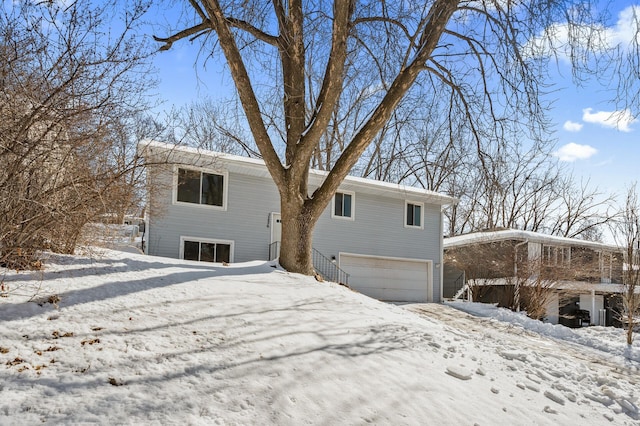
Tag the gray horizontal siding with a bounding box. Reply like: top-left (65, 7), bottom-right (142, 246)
top-left (314, 193), bottom-right (441, 260)
top-left (313, 192), bottom-right (443, 300)
top-left (148, 165), bottom-right (280, 262)
top-left (147, 163), bottom-right (444, 300)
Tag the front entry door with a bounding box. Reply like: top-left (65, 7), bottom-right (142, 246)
top-left (269, 212), bottom-right (282, 259)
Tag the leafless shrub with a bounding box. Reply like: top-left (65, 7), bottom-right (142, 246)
top-left (0, 2), bottom-right (155, 268)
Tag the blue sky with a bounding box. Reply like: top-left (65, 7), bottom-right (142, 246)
top-left (550, 80), bottom-right (637, 196)
top-left (150, 2), bottom-right (639, 199)
top-left (537, 1), bottom-right (640, 196)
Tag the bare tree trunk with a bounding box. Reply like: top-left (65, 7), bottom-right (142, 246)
top-left (154, 0), bottom-right (635, 274)
top-left (279, 196), bottom-right (316, 274)
top-left (611, 182), bottom-right (639, 346)
top-left (625, 290), bottom-right (635, 345)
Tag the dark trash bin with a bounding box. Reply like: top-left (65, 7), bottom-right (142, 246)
top-left (576, 309), bottom-right (591, 327)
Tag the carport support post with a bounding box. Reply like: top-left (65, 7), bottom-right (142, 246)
top-left (591, 289), bottom-right (595, 326)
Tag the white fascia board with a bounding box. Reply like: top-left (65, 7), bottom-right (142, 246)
top-left (444, 229), bottom-right (622, 252)
top-left (138, 140), bottom-right (457, 206)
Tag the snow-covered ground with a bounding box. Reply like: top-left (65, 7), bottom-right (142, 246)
top-left (1, 248), bottom-right (639, 425)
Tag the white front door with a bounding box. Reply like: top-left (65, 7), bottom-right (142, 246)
top-left (270, 212), bottom-right (282, 259)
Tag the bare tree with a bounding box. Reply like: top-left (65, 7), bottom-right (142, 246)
top-left (102, 113), bottom-right (169, 225)
top-left (0, 1), bottom-right (154, 268)
top-left (549, 176), bottom-right (615, 240)
top-left (446, 241), bottom-right (519, 308)
top-left (166, 98), bottom-right (259, 157)
top-left (154, 0), bottom-right (632, 275)
top-left (612, 183), bottom-right (640, 345)
top-left (434, 141), bottom-right (615, 241)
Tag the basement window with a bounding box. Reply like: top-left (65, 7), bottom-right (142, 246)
top-left (181, 237), bottom-right (233, 263)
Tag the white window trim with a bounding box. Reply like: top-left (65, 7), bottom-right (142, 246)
top-left (331, 190), bottom-right (355, 221)
top-left (179, 236), bottom-right (235, 263)
top-left (172, 165), bottom-right (229, 211)
top-left (404, 201), bottom-right (424, 230)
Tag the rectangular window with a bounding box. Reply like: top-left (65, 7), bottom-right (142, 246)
top-left (182, 239), bottom-right (232, 263)
top-left (405, 202), bottom-right (423, 228)
top-left (543, 245), bottom-right (570, 266)
top-left (333, 192), bottom-right (353, 219)
top-left (177, 168), bottom-right (225, 207)
top-left (200, 242), bottom-right (216, 262)
top-left (183, 240), bottom-right (200, 261)
top-left (177, 169), bottom-right (201, 204)
top-left (201, 173), bottom-right (224, 206)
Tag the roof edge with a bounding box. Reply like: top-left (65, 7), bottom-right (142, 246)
top-left (444, 229), bottom-right (621, 252)
top-left (138, 140), bottom-right (457, 205)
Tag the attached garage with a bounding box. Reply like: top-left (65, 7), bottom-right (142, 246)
top-left (339, 253), bottom-right (433, 302)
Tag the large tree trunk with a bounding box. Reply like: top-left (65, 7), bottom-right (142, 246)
top-left (155, 0), bottom-right (459, 276)
top-left (278, 193), bottom-right (318, 275)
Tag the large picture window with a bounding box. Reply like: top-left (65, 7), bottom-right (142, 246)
top-left (176, 168), bottom-right (225, 208)
top-left (405, 201), bottom-right (423, 229)
top-left (182, 238), bottom-right (232, 263)
top-left (332, 191), bottom-right (354, 220)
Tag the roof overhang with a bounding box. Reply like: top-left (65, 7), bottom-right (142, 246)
top-left (138, 140), bottom-right (457, 206)
top-left (444, 229), bottom-right (622, 253)
top-left (467, 277), bottom-right (638, 294)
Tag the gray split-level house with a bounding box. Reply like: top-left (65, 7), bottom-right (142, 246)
top-left (139, 141), bottom-right (456, 303)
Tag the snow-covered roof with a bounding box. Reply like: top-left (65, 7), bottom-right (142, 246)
top-left (139, 140), bottom-right (457, 206)
top-left (552, 281), bottom-right (640, 294)
top-left (444, 229), bottom-right (622, 252)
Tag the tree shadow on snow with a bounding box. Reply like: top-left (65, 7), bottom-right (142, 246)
top-left (0, 254), bottom-right (281, 322)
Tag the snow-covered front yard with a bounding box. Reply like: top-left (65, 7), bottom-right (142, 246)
top-left (1, 248), bottom-right (639, 425)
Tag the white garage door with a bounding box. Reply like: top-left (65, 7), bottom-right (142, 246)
top-left (339, 253), bottom-right (432, 302)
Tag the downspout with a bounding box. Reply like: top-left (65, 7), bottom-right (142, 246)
top-left (439, 208), bottom-right (444, 303)
top-left (513, 240), bottom-right (529, 312)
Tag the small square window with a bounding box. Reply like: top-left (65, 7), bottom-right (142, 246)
top-left (332, 192), bottom-right (354, 220)
top-left (405, 202), bottom-right (423, 229)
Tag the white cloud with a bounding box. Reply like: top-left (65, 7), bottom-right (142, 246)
top-left (582, 108), bottom-right (637, 132)
top-left (610, 6), bottom-right (640, 45)
top-left (553, 142), bottom-right (597, 162)
top-left (526, 5), bottom-right (640, 60)
top-left (563, 120), bottom-right (583, 132)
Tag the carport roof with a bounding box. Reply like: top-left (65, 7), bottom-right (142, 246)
top-left (466, 278), bottom-right (636, 294)
top-left (444, 229), bottom-right (622, 252)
